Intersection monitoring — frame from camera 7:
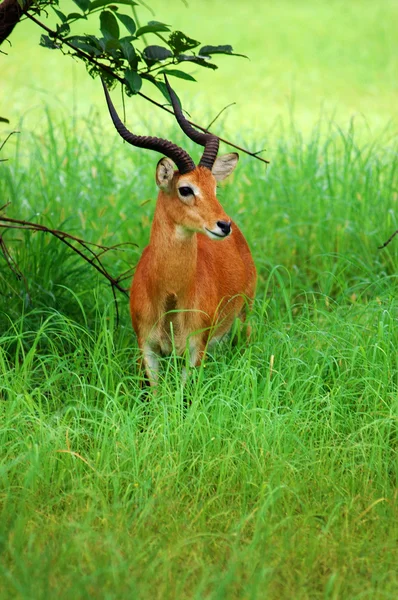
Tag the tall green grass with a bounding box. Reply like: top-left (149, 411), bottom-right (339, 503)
top-left (0, 114), bottom-right (397, 598)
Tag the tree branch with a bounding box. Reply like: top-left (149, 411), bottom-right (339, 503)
top-left (24, 12), bottom-right (270, 165)
top-left (0, 214), bottom-right (132, 298)
top-left (0, 0), bottom-right (33, 46)
top-left (378, 230), bottom-right (398, 249)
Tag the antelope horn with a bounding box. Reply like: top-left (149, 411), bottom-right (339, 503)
top-left (101, 79), bottom-right (195, 175)
top-left (164, 75), bottom-right (220, 171)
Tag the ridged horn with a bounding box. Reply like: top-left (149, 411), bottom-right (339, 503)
top-left (101, 78), bottom-right (195, 175)
top-left (164, 75), bottom-right (220, 171)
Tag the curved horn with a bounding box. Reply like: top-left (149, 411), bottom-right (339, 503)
top-left (101, 79), bottom-right (195, 175)
top-left (164, 75), bottom-right (220, 171)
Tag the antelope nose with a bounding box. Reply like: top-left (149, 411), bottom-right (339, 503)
top-left (217, 220), bottom-right (231, 235)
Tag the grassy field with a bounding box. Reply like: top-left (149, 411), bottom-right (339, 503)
top-left (1, 0), bottom-right (398, 598)
top-left (1, 113), bottom-right (397, 598)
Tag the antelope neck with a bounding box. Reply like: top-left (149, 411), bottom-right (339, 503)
top-left (149, 199), bottom-right (198, 301)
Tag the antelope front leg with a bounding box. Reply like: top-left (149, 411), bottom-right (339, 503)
top-left (182, 336), bottom-right (207, 384)
top-left (140, 340), bottom-right (160, 387)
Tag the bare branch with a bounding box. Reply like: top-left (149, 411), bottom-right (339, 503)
top-left (0, 234), bottom-right (24, 281)
top-left (206, 102), bottom-right (236, 130)
top-left (0, 214), bottom-right (131, 299)
top-left (0, 130), bottom-right (19, 154)
top-left (0, 0), bottom-right (34, 46)
top-left (378, 230), bottom-right (398, 249)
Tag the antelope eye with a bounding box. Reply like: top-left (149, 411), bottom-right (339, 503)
top-left (179, 186), bottom-right (193, 197)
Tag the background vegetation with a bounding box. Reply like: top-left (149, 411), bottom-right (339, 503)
top-left (1, 0), bottom-right (397, 598)
top-left (2, 0), bottom-right (398, 132)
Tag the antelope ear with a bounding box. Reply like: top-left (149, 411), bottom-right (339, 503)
top-left (211, 153), bottom-right (239, 181)
top-left (156, 157), bottom-right (176, 189)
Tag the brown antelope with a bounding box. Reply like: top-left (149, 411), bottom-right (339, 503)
top-left (102, 77), bottom-right (256, 385)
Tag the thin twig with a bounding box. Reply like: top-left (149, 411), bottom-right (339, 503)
top-left (95, 241), bottom-right (137, 259)
top-left (0, 235), bottom-right (22, 280)
top-left (378, 230), bottom-right (398, 249)
top-left (0, 215), bottom-right (130, 297)
top-left (0, 130), bottom-right (19, 153)
top-left (25, 12), bottom-right (270, 165)
top-left (206, 102), bottom-right (236, 130)
top-left (0, 233), bottom-right (30, 298)
top-left (115, 267), bottom-right (137, 284)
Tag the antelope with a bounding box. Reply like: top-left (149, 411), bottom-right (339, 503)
top-left (102, 77), bottom-right (256, 385)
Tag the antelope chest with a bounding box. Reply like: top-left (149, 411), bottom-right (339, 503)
top-left (152, 292), bottom-right (191, 356)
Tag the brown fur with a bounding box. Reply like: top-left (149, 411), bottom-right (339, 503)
top-left (130, 164), bottom-right (256, 384)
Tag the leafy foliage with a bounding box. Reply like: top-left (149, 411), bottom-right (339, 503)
top-left (33, 0), bottom-right (242, 96)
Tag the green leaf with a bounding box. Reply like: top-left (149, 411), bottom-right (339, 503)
top-left (168, 31), bottom-right (200, 54)
top-left (84, 35), bottom-right (104, 50)
top-left (53, 8), bottom-right (67, 23)
top-left (66, 12), bottom-right (87, 21)
top-left (39, 35), bottom-right (58, 50)
top-left (199, 45), bottom-right (248, 59)
top-left (153, 80), bottom-right (171, 103)
top-left (72, 0), bottom-right (90, 11)
top-left (89, 0), bottom-right (138, 10)
top-left (119, 35), bottom-right (136, 43)
top-left (148, 20), bottom-right (168, 26)
top-left (136, 22), bottom-right (170, 37)
top-left (143, 45), bottom-right (172, 63)
top-left (141, 75), bottom-right (177, 104)
top-left (116, 13), bottom-right (136, 35)
top-left (200, 44), bottom-right (233, 56)
top-left (177, 55), bottom-right (218, 70)
top-left (120, 40), bottom-right (137, 66)
top-left (0, 117), bottom-right (10, 124)
top-left (56, 22), bottom-right (71, 36)
top-left (78, 34), bottom-right (106, 51)
top-left (160, 69), bottom-right (196, 82)
top-left (105, 38), bottom-right (121, 51)
top-left (76, 43), bottom-right (101, 56)
top-left (125, 69), bottom-right (142, 93)
top-left (100, 10), bottom-right (120, 39)
top-left (66, 35), bottom-right (102, 55)
top-left (89, 0), bottom-right (110, 8)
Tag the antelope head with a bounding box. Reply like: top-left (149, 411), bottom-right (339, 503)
top-left (102, 77), bottom-right (239, 240)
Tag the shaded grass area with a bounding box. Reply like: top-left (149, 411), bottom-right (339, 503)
top-left (0, 115), bottom-right (397, 598)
